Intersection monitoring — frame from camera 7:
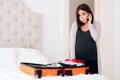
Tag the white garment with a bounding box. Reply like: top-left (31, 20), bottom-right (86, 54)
top-left (69, 21), bottom-right (101, 58)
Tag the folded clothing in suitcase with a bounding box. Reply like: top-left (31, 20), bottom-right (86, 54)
top-left (20, 62), bottom-right (89, 78)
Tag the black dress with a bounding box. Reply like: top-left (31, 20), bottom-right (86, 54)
top-left (75, 28), bottom-right (98, 74)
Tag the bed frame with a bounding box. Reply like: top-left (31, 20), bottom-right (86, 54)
top-left (0, 0), bottom-right (41, 50)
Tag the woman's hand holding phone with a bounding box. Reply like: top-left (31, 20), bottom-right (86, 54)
top-left (87, 13), bottom-right (92, 25)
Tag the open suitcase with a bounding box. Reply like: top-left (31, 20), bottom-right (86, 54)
top-left (20, 62), bottom-right (89, 78)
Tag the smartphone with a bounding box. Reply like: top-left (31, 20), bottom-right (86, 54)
top-left (87, 13), bottom-right (90, 21)
top-left (87, 17), bottom-right (89, 21)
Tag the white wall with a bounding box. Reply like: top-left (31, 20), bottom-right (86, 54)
top-left (24, 0), bottom-right (65, 63)
top-left (113, 0), bottom-right (120, 80)
top-left (37, 0), bottom-right (63, 63)
top-left (95, 0), bottom-right (113, 80)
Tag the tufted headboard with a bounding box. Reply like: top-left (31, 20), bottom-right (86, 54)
top-left (0, 0), bottom-right (41, 49)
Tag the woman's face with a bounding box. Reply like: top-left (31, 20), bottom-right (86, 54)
top-left (78, 9), bottom-right (88, 23)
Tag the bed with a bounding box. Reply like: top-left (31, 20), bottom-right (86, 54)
top-left (0, 48), bottom-right (109, 80)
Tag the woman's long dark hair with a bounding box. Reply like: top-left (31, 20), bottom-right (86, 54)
top-left (76, 3), bottom-right (94, 28)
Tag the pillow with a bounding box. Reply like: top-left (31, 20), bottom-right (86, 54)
top-left (17, 48), bottom-right (48, 65)
top-left (0, 48), bottom-right (18, 68)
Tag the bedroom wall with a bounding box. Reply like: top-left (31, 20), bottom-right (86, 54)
top-left (24, 0), bottom-right (65, 63)
top-left (94, 0), bottom-right (113, 79)
top-left (112, 0), bottom-right (120, 80)
top-left (35, 1), bottom-right (63, 63)
top-left (95, 0), bottom-right (120, 79)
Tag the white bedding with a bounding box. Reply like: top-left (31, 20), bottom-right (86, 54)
top-left (0, 66), bottom-right (109, 80)
top-left (0, 63), bottom-right (109, 80)
top-left (0, 48), bottom-right (109, 80)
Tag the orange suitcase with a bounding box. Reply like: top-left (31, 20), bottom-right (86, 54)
top-left (62, 66), bottom-right (89, 76)
top-left (20, 62), bottom-right (89, 78)
top-left (20, 63), bottom-right (62, 78)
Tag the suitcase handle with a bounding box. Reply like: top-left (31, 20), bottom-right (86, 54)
top-left (35, 70), bottom-right (42, 78)
top-left (65, 70), bottom-right (72, 76)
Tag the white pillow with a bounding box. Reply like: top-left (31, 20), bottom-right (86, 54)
top-left (0, 48), bottom-right (18, 68)
top-left (17, 48), bottom-right (48, 64)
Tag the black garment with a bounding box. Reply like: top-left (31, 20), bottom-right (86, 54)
top-left (85, 60), bottom-right (98, 74)
top-left (75, 28), bottom-right (98, 73)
